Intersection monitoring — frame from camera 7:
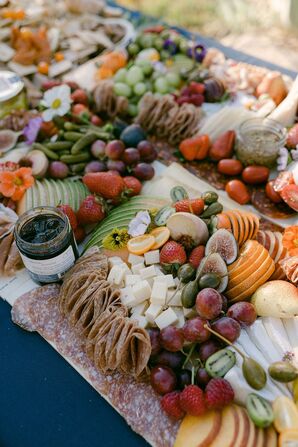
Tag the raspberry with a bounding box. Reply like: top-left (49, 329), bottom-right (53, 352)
top-left (205, 378), bottom-right (234, 410)
top-left (161, 391), bottom-right (185, 420)
top-left (179, 385), bottom-right (206, 416)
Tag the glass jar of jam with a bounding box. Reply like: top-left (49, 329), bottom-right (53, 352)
top-left (236, 118), bottom-right (286, 168)
top-left (0, 71), bottom-right (27, 119)
top-left (14, 206), bottom-right (79, 284)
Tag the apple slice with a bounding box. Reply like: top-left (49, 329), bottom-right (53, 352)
top-left (264, 425), bottom-right (278, 447)
top-left (210, 405), bottom-right (238, 447)
top-left (251, 214), bottom-right (260, 240)
top-left (234, 405), bottom-right (251, 447)
top-left (239, 212), bottom-right (251, 246)
top-left (228, 246), bottom-right (269, 289)
top-left (174, 411), bottom-right (222, 447)
top-left (257, 230), bottom-right (266, 246)
top-left (225, 211), bottom-right (239, 243)
top-left (232, 210), bottom-right (245, 246)
top-left (246, 213), bottom-right (256, 240)
top-left (255, 427), bottom-right (265, 447)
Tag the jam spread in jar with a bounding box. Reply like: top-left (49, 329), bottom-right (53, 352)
top-left (15, 206), bottom-right (79, 284)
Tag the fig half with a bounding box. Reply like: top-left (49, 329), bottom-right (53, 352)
top-left (205, 229), bottom-right (238, 265)
top-left (197, 252), bottom-right (228, 292)
top-left (0, 130), bottom-right (20, 153)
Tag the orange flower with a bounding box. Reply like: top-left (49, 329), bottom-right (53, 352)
top-left (0, 167), bottom-right (34, 202)
top-left (282, 225), bottom-right (298, 257)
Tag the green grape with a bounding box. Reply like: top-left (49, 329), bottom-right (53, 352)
top-left (113, 68), bottom-right (127, 83)
top-left (139, 33), bottom-right (154, 49)
top-left (134, 82), bottom-right (147, 96)
top-left (165, 72), bottom-right (181, 87)
top-left (114, 82), bottom-right (132, 98)
top-left (154, 36), bottom-right (164, 51)
top-left (154, 77), bottom-right (169, 94)
top-left (127, 42), bottom-right (140, 56)
top-left (135, 59), bottom-right (154, 76)
top-left (128, 104), bottom-right (138, 117)
top-left (125, 66), bottom-right (144, 86)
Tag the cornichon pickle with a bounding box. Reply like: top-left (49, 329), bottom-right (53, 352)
top-left (60, 152), bottom-right (91, 164)
top-left (198, 272), bottom-right (221, 289)
top-left (181, 280), bottom-right (199, 308)
top-left (170, 186), bottom-right (189, 203)
top-left (268, 361), bottom-right (298, 383)
top-left (177, 263), bottom-right (195, 283)
top-left (71, 133), bottom-right (98, 155)
top-left (70, 163), bottom-right (86, 173)
top-left (243, 357), bottom-right (267, 390)
top-left (46, 141), bottom-right (73, 150)
top-left (202, 191), bottom-right (219, 205)
top-left (32, 143), bottom-right (59, 160)
top-left (64, 131), bottom-right (83, 142)
top-left (205, 348), bottom-right (236, 378)
top-left (201, 202), bottom-right (223, 218)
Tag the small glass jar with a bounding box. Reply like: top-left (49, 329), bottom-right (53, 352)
top-left (0, 71), bottom-right (27, 119)
top-left (14, 206), bottom-right (79, 284)
top-left (236, 118), bottom-right (287, 167)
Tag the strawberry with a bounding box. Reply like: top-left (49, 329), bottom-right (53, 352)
top-left (76, 195), bottom-right (105, 225)
top-left (175, 198), bottom-right (204, 215)
top-left (72, 103), bottom-right (91, 120)
top-left (160, 241), bottom-right (187, 273)
top-left (286, 123), bottom-right (298, 148)
top-left (71, 89), bottom-right (89, 106)
top-left (179, 385), bottom-right (206, 416)
top-left (189, 245), bottom-right (205, 268)
top-left (83, 172), bottom-right (125, 201)
top-left (205, 378), bottom-right (234, 410)
top-left (74, 225), bottom-right (86, 243)
top-left (58, 204), bottom-right (78, 230)
top-left (123, 176), bottom-right (142, 197)
top-left (161, 391), bottom-right (185, 420)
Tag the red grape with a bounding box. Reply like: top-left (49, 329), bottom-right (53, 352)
top-left (107, 159), bottom-right (126, 174)
top-left (91, 140), bottom-right (106, 159)
top-left (122, 148), bottom-right (140, 165)
top-left (147, 328), bottom-right (161, 357)
top-left (177, 369), bottom-right (191, 389)
top-left (153, 350), bottom-right (184, 369)
top-left (84, 161), bottom-right (106, 174)
top-left (48, 161), bottom-right (69, 179)
top-left (137, 140), bottom-right (157, 163)
top-left (132, 163), bottom-right (155, 180)
top-left (211, 317), bottom-right (241, 343)
top-left (198, 339), bottom-right (221, 362)
top-left (183, 317), bottom-right (210, 343)
top-left (227, 302), bottom-right (257, 326)
top-left (196, 368), bottom-right (211, 388)
top-left (150, 366), bottom-right (177, 395)
top-left (196, 288), bottom-right (223, 320)
top-left (220, 294), bottom-right (228, 313)
top-left (160, 326), bottom-right (184, 352)
top-left (105, 140), bottom-right (125, 160)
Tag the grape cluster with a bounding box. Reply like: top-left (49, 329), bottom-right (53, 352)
top-left (148, 297), bottom-right (257, 396)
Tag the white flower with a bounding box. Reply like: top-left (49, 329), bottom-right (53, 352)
top-left (42, 85), bottom-right (72, 122)
top-left (128, 211), bottom-right (151, 237)
top-left (277, 147), bottom-right (289, 171)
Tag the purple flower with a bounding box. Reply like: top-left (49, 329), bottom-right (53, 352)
top-left (163, 39), bottom-right (178, 55)
top-left (187, 44), bottom-right (206, 63)
top-left (23, 117), bottom-right (42, 145)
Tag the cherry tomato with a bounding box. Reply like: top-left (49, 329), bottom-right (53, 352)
top-left (280, 184), bottom-right (298, 211)
top-left (91, 115), bottom-right (103, 126)
top-left (37, 61), bottom-right (49, 75)
top-left (217, 159), bottom-right (243, 176)
top-left (242, 165), bottom-right (270, 184)
top-left (226, 179), bottom-right (250, 205)
top-left (265, 180), bottom-right (282, 204)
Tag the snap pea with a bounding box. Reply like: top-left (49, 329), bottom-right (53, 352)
top-left (60, 152), bottom-right (91, 164)
top-left (58, 150), bottom-right (71, 156)
top-left (32, 143), bottom-right (59, 160)
top-left (64, 132), bottom-right (83, 142)
top-left (46, 141), bottom-right (73, 150)
top-left (70, 163), bottom-right (86, 173)
top-left (71, 133), bottom-right (98, 155)
top-left (64, 122), bottom-right (85, 132)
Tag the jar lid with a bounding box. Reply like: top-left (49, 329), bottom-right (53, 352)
top-left (0, 70), bottom-right (24, 102)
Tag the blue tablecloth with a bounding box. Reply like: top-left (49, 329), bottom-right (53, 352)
top-left (1, 5), bottom-right (297, 447)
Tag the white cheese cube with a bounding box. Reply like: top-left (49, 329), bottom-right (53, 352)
top-left (108, 256), bottom-right (124, 267)
top-left (154, 265), bottom-right (165, 276)
top-left (128, 253), bottom-right (144, 265)
top-left (107, 265), bottom-right (126, 286)
top-left (131, 262), bottom-right (145, 275)
top-left (131, 300), bottom-right (149, 316)
top-left (173, 307), bottom-right (185, 328)
top-left (151, 281), bottom-right (167, 305)
top-left (132, 280), bottom-right (151, 302)
top-left (140, 265), bottom-right (156, 280)
top-left (125, 274), bottom-right (141, 286)
top-left (120, 286), bottom-right (138, 307)
top-left (155, 274), bottom-right (175, 288)
top-left (121, 263), bottom-right (132, 274)
top-left (145, 303), bottom-right (163, 324)
top-left (144, 250), bottom-right (160, 265)
top-left (155, 308), bottom-right (178, 330)
top-left (131, 314), bottom-right (148, 329)
top-left (183, 307), bottom-right (197, 318)
top-left (154, 276), bottom-right (168, 287)
top-left (167, 289), bottom-right (182, 306)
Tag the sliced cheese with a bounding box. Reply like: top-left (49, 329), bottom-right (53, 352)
top-left (107, 265), bottom-right (126, 286)
top-left (131, 262), bottom-right (145, 275)
top-left (144, 250), bottom-right (160, 265)
top-left (131, 314), bottom-right (148, 329)
top-left (155, 307), bottom-right (178, 330)
top-left (151, 281), bottom-right (167, 305)
top-left (167, 289), bottom-right (182, 306)
top-left (145, 303), bottom-right (163, 324)
top-left (125, 274), bottom-right (141, 287)
top-left (128, 253), bottom-right (145, 265)
top-left (131, 300), bottom-right (149, 316)
top-left (140, 265), bottom-right (156, 280)
top-left (172, 307), bottom-right (185, 328)
top-left (108, 256), bottom-right (123, 267)
top-left (132, 280), bottom-right (151, 302)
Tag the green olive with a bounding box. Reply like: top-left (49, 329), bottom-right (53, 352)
top-left (243, 357), bottom-right (267, 390)
top-left (181, 281), bottom-right (199, 308)
top-left (201, 202), bottom-right (223, 218)
top-left (202, 191), bottom-right (219, 205)
top-left (177, 263), bottom-right (195, 283)
top-left (198, 273), bottom-right (221, 289)
top-left (268, 361), bottom-right (298, 383)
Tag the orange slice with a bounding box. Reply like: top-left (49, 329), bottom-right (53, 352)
top-left (233, 210), bottom-right (245, 246)
top-left (246, 213), bottom-right (256, 240)
top-left (150, 226), bottom-right (170, 249)
top-left (228, 240), bottom-right (263, 275)
top-left (127, 234), bottom-right (155, 255)
top-left (240, 212), bottom-right (252, 246)
top-left (225, 211), bottom-right (239, 243)
top-left (228, 246), bottom-right (269, 289)
top-left (250, 214), bottom-right (260, 239)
